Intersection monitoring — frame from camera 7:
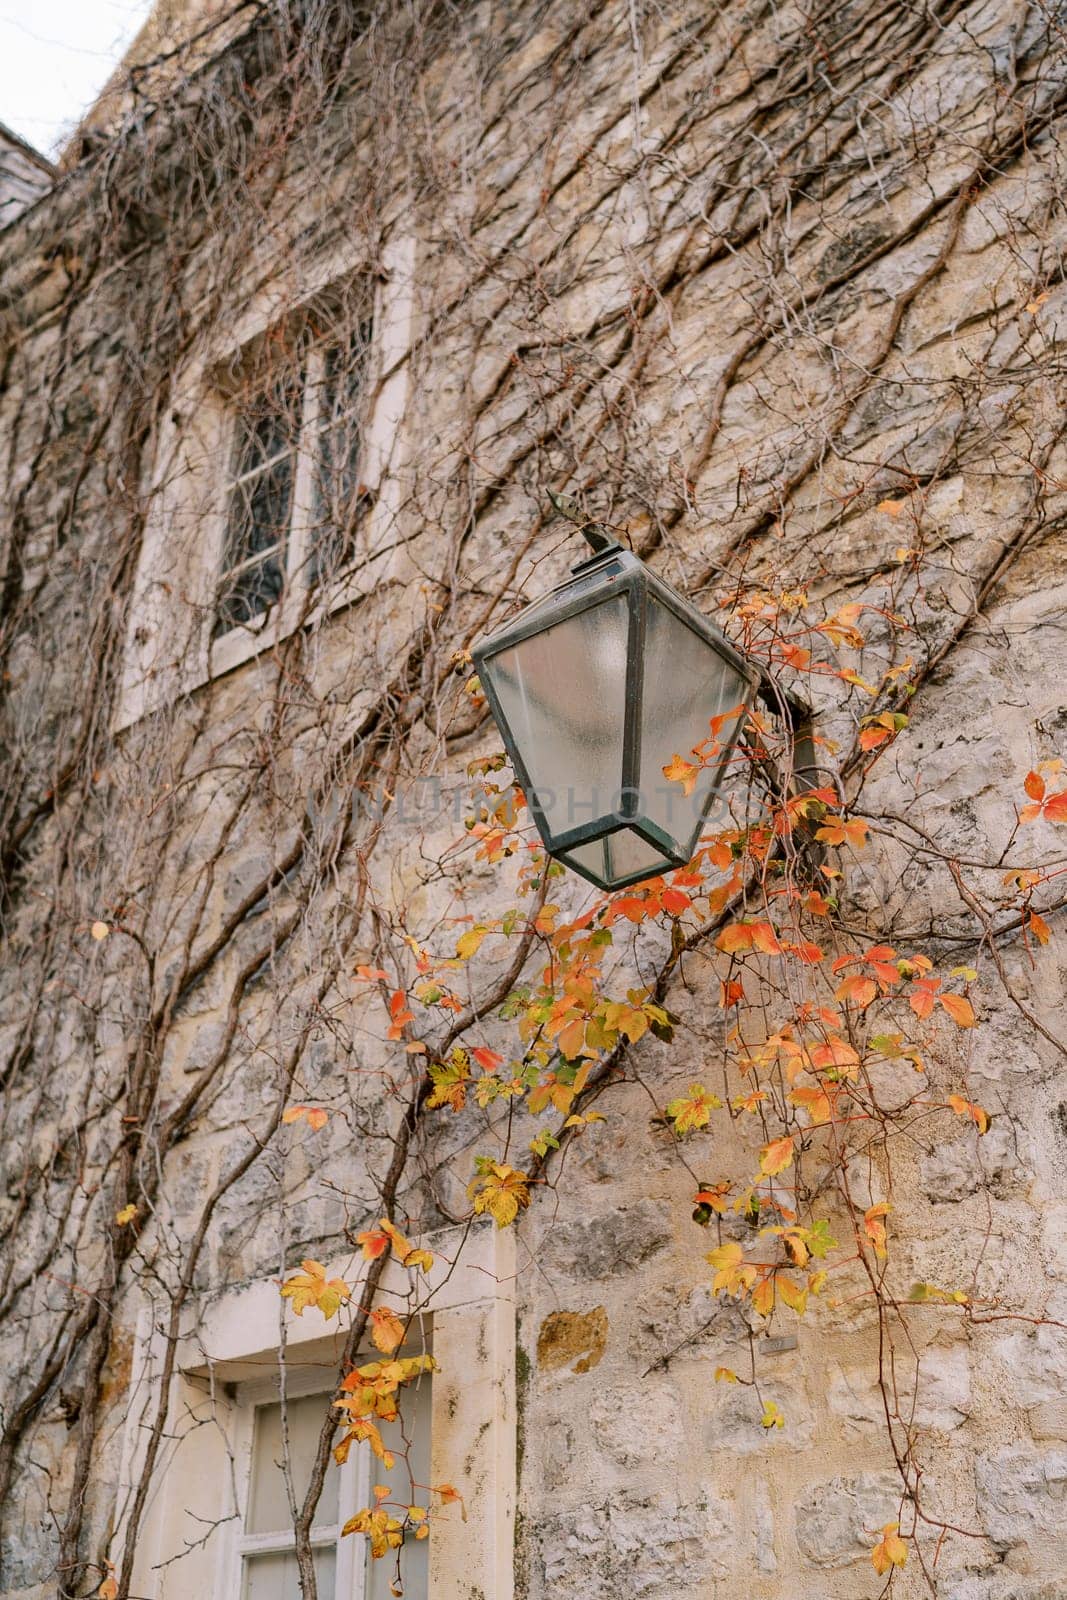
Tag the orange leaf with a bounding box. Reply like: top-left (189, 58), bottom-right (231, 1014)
top-left (909, 985), bottom-right (937, 1019)
top-left (835, 974), bottom-right (877, 1008)
top-left (1029, 911), bottom-right (1051, 945)
top-left (863, 1203), bottom-right (890, 1259)
top-left (947, 1094), bottom-right (990, 1134)
top-left (663, 753), bottom-right (700, 797)
top-left (556, 1017), bottom-right (586, 1060)
top-left (940, 993), bottom-right (975, 1028)
top-left (815, 816), bottom-right (869, 849)
top-left (283, 1104), bottom-right (329, 1132)
top-left (1024, 770), bottom-right (1046, 802)
top-left (759, 1136), bottom-right (794, 1177)
top-left (751, 1276), bottom-right (775, 1317)
top-left (750, 921), bottom-right (783, 955)
top-left (356, 1228), bottom-right (390, 1261)
top-left (369, 1307), bottom-right (406, 1355)
top-left (871, 1523), bottom-right (908, 1574)
top-left (719, 978), bottom-right (745, 1009)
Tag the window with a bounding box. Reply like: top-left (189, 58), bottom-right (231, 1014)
top-left (231, 1375), bottom-right (431, 1600)
top-left (115, 235), bottom-right (417, 730)
top-left (214, 305), bottom-right (376, 641)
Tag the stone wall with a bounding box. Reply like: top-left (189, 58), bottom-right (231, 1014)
top-left (0, 1), bottom-right (1065, 1597)
top-left (0, 123), bottom-right (54, 228)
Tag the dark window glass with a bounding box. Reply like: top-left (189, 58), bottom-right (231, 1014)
top-left (215, 369), bottom-right (302, 637)
top-left (309, 321), bottom-right (373, 583)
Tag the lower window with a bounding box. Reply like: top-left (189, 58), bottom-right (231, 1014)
top-left (232, 1375), bottom-right (431, 1600)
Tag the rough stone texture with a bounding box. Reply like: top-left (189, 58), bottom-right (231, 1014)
top-left (540, 1492), bottom-right (737, 1596)
top-left (974, 1447), bottom-right (1067, 1553)
top-left (794, 1473), bottom-right (901, 1569)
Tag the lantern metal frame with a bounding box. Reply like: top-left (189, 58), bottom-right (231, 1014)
top-left (472, 519), bottom-right (773, 890)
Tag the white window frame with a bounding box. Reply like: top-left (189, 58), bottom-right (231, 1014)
top-left (113, 230), bottom-right (417, 732)
top-left (114, 1223), bottom-right (515, 1600)
top-left (225, 1368), bottom-right (363, 1600)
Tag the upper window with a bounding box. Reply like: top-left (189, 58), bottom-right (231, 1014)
top-left (215, 302), bottom-right (376, 640)
top-left (114, 235), bottom-right (417, 731)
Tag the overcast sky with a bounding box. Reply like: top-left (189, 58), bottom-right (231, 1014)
top-left (0, 0), bottom-right (155, 158)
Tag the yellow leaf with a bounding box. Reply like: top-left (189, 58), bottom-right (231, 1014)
top-left (759, 1136), bottom-right (794, 1177)
top-left (90, 921), bottom-right (109, 941)
top-left (456, 927), bottom-right (488, 960)
top-left (380, 1220), bottom-right (434, 1273)
top-left (714, 1367), bottom-right (739, 1383)
top-left (872, 1523), bottom-right (908, 1574)
top-left (280, 1260), bottom-right (351, 1319)
top-left (370, 1307), bottom-right (406, 1355)
top-left (777, 1275), bottom-right (808, 1315)
top-left (468, 1163), bottom-right (531, 1228)
top-left (760, 1399), bottom-right (784, 1430)
top-left (98, 1578), bottom-right (118, 1600)
top-left (665, 1083), bottom-right (722, 1135)
top-left (115, 1204), bottom-right (137, 1226)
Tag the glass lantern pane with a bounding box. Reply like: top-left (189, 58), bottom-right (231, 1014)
top-left (248, 1393), bottom-right (341, 1536)
top-left (639, 598), bottom-right (750, 855)
top-left (243, 1546), bottom-right (335, 1600)
top-left (561, 828), bottom-right (673, 887)
top-left (485, 594), bottom-right (630, 844)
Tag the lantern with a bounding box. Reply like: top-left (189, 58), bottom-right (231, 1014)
top-left (471, 513), bottom-right (760, 890)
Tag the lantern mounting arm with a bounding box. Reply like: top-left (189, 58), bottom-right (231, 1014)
top-left (546, 488), bottom-right (622, 560)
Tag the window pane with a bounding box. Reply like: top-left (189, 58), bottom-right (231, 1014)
top-left (243, 1547), bottom-right (335, 1600)
top-left (247, 1393), bottom-right (341, 1536)
top-left (234, 371), bottom-right (304, 477)
top-left (638, 597), bottom-right (751, 855)
top-left (222, 454), bottom-right (295, 571)
top-left (214, 551), bottom-right (285, 636)
top-left (484, 594), bottom-right (630, 845)
top-left (365, 1374), bottom-right (432, 1600)
top-left (309, 323), bottom-right (373, 581)
top-left (559, 828), bottom-right (672, 886)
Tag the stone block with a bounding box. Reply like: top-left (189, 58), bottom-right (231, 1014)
top-left (975, 1445), bottom-right (1067, 1549)
top-left (540, 1490), bottom-right (737, 1595)
top-left (535, 1199), bottom-right (670, 1282)
top-left (921, 1124), bottom-right (1020, 1203)
top-left (795, 1471), bottom-right (900, 1567)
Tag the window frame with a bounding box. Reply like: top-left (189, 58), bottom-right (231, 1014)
top-left (114, 1222), bottom-right (515, 1600)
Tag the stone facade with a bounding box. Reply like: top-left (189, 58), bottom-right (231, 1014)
top-left (0, 2), bottom-right (1066, 1598)
top-left (0, 122), bottom-right (54, 229)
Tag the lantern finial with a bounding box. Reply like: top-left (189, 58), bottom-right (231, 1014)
top-left (546, 488), bottom-right (621, 558)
